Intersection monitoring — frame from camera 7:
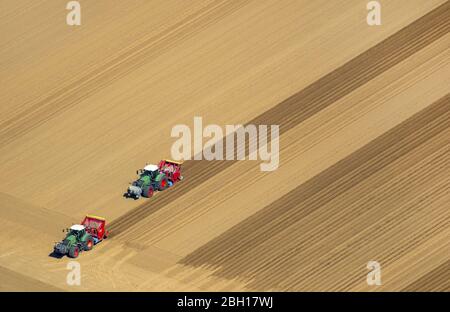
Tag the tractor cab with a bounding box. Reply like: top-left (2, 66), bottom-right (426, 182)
top-left (143, 164), bottom-right (159, 173)
top-left (68, 224), bottom-right (86, 239)
top-left (140, 164), bottom-right (159, 179)
top-left (133, 164), bottom-right (159, 188)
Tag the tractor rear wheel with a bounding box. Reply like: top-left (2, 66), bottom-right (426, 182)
top-left (142, 186), bottom-right (154, 198)
top-left (84, 237), bottom-right (94, 251)
top-left (68, 246), bottom-right (80, 258)
top-left (158, 176), bottom-right (169, 191)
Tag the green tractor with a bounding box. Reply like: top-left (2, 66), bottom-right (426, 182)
top-left (125, 164), bottom-right (169, 200)
top-left (54, 224), bottom-right (94, 258)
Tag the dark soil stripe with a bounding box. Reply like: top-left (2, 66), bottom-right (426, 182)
top-left (109, 2), bottom-right (450, 236)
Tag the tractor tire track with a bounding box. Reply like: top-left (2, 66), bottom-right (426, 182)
top-left (108, 2), bottom-right (450, 236)
top-left (402, 260), bottom-right (450, 292)
top-left (178, 94), bottom-right (450, 290)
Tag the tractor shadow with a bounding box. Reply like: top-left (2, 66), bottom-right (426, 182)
top-left (48, 251), bottom-right (65, 259)
top-left (123, 192), bottom-right (139, 200)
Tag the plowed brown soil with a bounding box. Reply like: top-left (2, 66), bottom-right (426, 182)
top-left (0, 0), bottom-right (448, 291)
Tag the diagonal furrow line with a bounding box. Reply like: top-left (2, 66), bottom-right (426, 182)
top-left (109, 2), bottom-right (450, 236)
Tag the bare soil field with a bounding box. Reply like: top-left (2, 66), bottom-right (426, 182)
top-left (0, 0), bottom-right (448, 291)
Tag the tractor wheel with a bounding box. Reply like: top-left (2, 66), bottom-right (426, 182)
top-left (142, 186), bottom-right (154, 198)
top-left (158, 176), bottom-right (169, 191)
top-left (84, 237), bottom-right (94, 251)
top-left (68, 246), bottom-right (80, 258)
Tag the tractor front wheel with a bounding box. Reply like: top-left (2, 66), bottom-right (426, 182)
top-left (143, 186), bottom-right (154, 198)
top-left (68, 246), bottom-right (80, 258)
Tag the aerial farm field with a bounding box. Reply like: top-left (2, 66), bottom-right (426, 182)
top-left (0, 0), bottom-right (448, 291)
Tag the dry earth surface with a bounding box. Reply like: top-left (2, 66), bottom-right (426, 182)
top-left (0, 0), bottom-right (448, 291)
